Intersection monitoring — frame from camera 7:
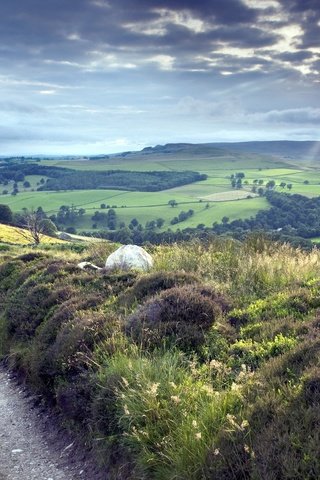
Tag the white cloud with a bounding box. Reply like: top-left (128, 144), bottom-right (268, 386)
top-left (38, 90), bottom-right (56, 95)
top-left (123, 8), bottom-right (211, 37)
top-left (146, 54), bottom-right (175, 71)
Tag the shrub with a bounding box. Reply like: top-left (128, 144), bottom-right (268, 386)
top-left (28, 310), bottom-right (107, 393)
top-left (126, 285), bottom-right (229, 351)
top-left (301, 366), bottom-right (320, 406)
top-left (55, 374), bottom-right (96, 423)
top-left (118, 270), bottom-right (200, 308)
top-left (0, 259), bottom-right (25, 295)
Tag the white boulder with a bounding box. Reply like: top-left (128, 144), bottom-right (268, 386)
top-left (105, 245), bottom-right (153, 272)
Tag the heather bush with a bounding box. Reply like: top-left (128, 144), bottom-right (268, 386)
top-left (118, 271), bottom-right (200, 309)
top-left (126, 285), bottom-right (229, 351)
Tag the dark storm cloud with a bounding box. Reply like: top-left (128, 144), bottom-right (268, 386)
top-left (275, 51), bottom-right (314, 62)
top-left (0, 0), bottom-right (317, 75)
top-left (0, 0), bottom-right (261, 60)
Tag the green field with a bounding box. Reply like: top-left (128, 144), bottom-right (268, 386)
top-left (1, 145), bottom-right (320, 231)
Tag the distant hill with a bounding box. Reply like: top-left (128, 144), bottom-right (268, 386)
top-left (212, 141), bottom-right (320, 160)
top-left (134, 141), bottom-right (320, 161)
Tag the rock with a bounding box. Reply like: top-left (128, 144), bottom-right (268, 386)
top-left (77, 261), bottom-right (102, 271)
top-left (105, 245), bottom-right (153, 272)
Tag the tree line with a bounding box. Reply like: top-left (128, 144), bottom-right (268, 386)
top-left (0, 162), bottom-right (207, 192)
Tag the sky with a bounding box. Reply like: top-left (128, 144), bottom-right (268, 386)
top-left (1, 0), bottom-right (320, 155)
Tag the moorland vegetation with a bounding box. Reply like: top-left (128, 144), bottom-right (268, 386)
top-left (0, 235), bottom-right (320, 479)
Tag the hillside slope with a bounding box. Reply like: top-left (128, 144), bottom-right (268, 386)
top-left (0, 237), bottom-right (319, 479)
top-left (0, 223), bottom-right (63, 245)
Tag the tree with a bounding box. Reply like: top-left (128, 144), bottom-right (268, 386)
top-left (279, 182), bottom-right (286, 188)
top-left (17, 209), bottom-right (55, 244)
top-left (168, 199), bottom-right (177, 208)
top-left (0, 204), bottom-right (13, 224)
top-left (266, 180), bottom-right (276, 190)
top-left (156, 218), bottom-right (165, 228)
top-left (287, 184), bottom-right (293, 190)
top-left (222, 216), bottom-right (229, 224)
top-left (236, 178), bottom-right (242, 189)
top-left (130, 218), bottom-right (139, 228)
top-left (14, 172), bottom-right (25, 182)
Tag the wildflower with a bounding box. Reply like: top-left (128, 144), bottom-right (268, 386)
top-left (244, 444), bottom-right (250, 453)
top-left (124, 404), bottom-right (130, 415)
top-left (226, 414), bottom-right (240, 429)
top-left (202, 384), bottom-right (214, 395)
top-left (121, 377), bottom-right (129, 387)
top-left (195, 432), bottom-right (202, 440)
top-left (148, 382), bottom-right (160, 396)
top-left (209, 359), bottom-right (225, 372)
top-left (169, 381), bottom-right (177, 388)
top-left (192, 420), bottom-right (198, 428)
top-left (241, 419), bottom-right (249, 429)
top-left (231, 382), bottom-right (241, 391)
top-left (171, 395), bottom-right (181, 404)
top-left (214, 448), bottom-right (220, 456)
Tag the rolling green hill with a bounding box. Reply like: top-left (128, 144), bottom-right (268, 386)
top-left (1, 141), bottom-right (320, 233)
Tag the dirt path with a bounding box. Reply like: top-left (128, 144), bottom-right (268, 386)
top-left (0, 368), bottom-right (106, 480)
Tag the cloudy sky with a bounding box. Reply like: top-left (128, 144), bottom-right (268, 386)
top-left (1, 0), bottom-right (320, 155)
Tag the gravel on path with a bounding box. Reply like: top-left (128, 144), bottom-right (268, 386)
top-left (0, 368), bottom-right (107, 480)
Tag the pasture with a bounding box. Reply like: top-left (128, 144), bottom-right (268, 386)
top-left (1, 146), bottom-right (320, 231)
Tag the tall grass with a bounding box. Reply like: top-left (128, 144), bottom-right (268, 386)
top-left (153, 238), bottom-right (320, 302)
top-left (95, 348), bottom-right (243, 479)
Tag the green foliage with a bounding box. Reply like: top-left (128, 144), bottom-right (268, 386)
top-left (228, 288), bottom-right (320, 327)
top-left (230, 334), bottom-right (297, 369)
top-left (37, 168), bottom-right (207, 192)
top-left (0, 204), bottom-right (13, 223)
